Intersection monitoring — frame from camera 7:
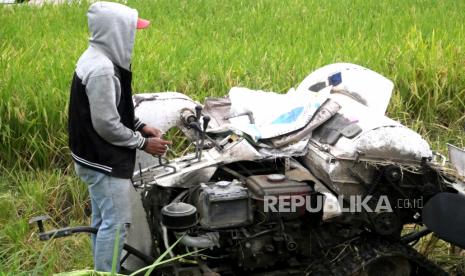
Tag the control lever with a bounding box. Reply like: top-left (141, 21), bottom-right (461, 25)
top-left (189, 121), bottom-right (202, 158)
top-left (192, 105), bottom-right (203, 158)
top-left (202, 116), bottom-right (211, 133)
top-left (189, 116), bottom-right (222, 156)
top-left (198, 116), bottom-right (211, 161)
top-left (29, 215), bottom-right (51, 239)
top-left (188, 121), bottom-right (202, 132)
top-left (195, 105), bottom-right (203, 122)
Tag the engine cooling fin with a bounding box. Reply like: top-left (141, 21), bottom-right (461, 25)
top-left (304, 234), bottom-right (448, 276)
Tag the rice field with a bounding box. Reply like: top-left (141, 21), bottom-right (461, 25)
top-left (1, 0), bottom-right (465, 274)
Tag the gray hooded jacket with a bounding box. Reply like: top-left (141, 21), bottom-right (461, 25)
top-left (75, 1), bottom-right (146, 149)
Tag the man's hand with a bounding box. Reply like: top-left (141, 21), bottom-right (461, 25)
top-left (143, 137), bottom-right (172, 156)
top-left (140, 125), bottom-right (163, 138)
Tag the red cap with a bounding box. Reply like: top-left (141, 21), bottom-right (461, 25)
top-left (137, 18), bottom-right (150, 29)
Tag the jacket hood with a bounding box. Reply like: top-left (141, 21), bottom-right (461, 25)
top-left (87, 1), bottom-right (138, 71)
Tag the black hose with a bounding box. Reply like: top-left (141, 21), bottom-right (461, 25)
top-left (401, 228), bottom-right (432, 244)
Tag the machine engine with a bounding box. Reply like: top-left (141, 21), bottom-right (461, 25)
top-left (154, 172), bottom-right (319, 274)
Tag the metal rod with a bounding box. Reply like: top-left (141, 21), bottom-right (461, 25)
top-left (37, 226), bottom-right (154, 265)
top-left (198, 116), bottom-right (211, 162)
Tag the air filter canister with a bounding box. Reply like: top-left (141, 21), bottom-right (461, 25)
top-left (161, 202), bottom-right (198, 230)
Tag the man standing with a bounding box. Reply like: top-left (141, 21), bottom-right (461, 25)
top-left (68, 2), bottom-right (171, 272)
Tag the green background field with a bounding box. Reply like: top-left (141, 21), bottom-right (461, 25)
top-left (1, 0), bottom-right (464, 274)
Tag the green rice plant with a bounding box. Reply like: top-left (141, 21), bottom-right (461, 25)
top-left (414, 234), bottom-right (465, 273)
top-left (32, 231), bottom-right (58, 276)
top-left (2, 0), bottom-right (465, 170)
top-left (2, 0), bottom-right (465, 274)
top-left (54, 271), bottom-right (123, 276)
top-left (51, 234), bottom-right (202, 276)
top-left (129, 234), bottom-right (203, 276)
top-left (0, 167), bottom-right (91, 275)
